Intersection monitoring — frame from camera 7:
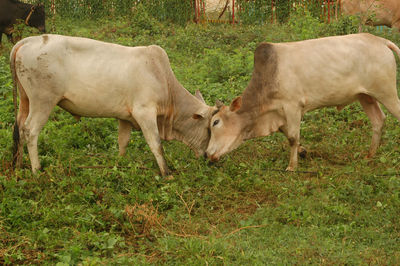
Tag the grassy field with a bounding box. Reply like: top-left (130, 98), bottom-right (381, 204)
top-left (1, 12), bottom-right (400, 264)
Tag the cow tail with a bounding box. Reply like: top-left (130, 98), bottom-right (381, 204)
top-left (10, 42), bottom-right (23, 167)
top-left (386, 40), bottom-right (400, 59)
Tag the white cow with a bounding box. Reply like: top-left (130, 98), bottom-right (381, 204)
top-left (10, 34), bottom-right (217, 176)
top-left (206, 33), bottom-right (400, 171)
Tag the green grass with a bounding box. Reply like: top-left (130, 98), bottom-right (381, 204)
top-left (1, 14), bottom-right (400, 265)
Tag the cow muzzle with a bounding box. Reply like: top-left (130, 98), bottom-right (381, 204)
top-left (210, 155), bottom-right (220, 162)
top-left (206, 152), bottom-right (220, 162)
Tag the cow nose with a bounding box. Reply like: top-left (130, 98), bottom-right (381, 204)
top-left (206, 152), bottom-right (219, 162)
top-left (210, 155), bottom-right (219, 162)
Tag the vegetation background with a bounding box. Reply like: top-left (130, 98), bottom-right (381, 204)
top-left (0, 0), bottom-right (400, 264)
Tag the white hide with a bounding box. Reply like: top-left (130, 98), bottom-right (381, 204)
top-left (11, 34), bottom-right (215, 176)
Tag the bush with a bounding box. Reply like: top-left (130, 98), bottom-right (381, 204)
top-left (288, 8), bottom-right (324, 40)
top-left (327, 15), bottom-right (361, 35)
top-left (129, 4), bottom-right (162, 36)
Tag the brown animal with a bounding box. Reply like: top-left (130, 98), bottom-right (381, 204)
top-left (206, 33), bottom-right (400, 171)
top-left (10, 34), bottom-right (217, 176)
top-left (341, 0), bottom-right (400, 30)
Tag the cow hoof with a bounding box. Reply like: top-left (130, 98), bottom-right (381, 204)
top-left (285, 166), bottom-right (295, 172)
top-left (365, 151), bottom-right (376, 159)
top-left (164, 175), bottom-right (174, 181)
top-left (298, 146), bottom-right (307, 158)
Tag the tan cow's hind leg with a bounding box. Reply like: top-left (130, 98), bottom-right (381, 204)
top-left (358, 94), bottom-right (386, 158)
top-left (378, 97), bottom-right (400, 123)
top-left (118, 119), bottom-right (132, 156)
top-left (23, 102), bottom-right (56, 173)
top-left (131, 108), bottom-right (169, 176)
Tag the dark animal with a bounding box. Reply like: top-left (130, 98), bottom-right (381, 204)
top-left (0, 0), bottom-right (45, 44)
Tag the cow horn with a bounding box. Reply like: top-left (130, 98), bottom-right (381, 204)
top-left (216, 99), bottom-right (224, 109)
top-left (195, 90), bottom-right (205, 103)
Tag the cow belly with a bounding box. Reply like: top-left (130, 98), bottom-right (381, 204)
top-left (304, 91), bottom-right (359, 112)
top-left (58, 97), bottom-right (130, 119)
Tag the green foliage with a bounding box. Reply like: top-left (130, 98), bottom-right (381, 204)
top-left (1, 15), bottom-right (400, 265)
top-left (129, 4), bottom-right (163, 36)
top-left (0, 56), bottom-right (10, 98)
top-left (288, 8), bottom-right (324, 40)
top-left (36, 0), bottom-right (193, 24)
top-left (237, 0), bottom-right (342, 25)
top-left (145, 0), bottom-right (193, 26)
top-left (328, 15), bottom-right (362, 35)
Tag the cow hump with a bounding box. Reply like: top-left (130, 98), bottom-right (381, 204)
top-left (240, 42), bottom-right (278, 113)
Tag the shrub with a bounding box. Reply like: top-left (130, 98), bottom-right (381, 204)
top-left (288, 8), bottom-right (324, 40)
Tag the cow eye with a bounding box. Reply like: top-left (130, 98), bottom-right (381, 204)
top-left (213, 119), bottom-right (220, 127)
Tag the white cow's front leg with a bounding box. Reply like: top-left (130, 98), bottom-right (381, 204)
top-left (132, 107), bottom-right (169, 176)
top-left (283, 107), bottom-right (302, 171)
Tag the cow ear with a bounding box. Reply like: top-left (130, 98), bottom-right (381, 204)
top-left (230, 96), bottom-right (242, 112)
top-left (192, 113), bottom-right (204, 120)
top-left (195, 90), bottom-right (205, 103)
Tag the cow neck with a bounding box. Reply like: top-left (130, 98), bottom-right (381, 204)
top-left (171, 83), bottom-right (205, 141)
top-left (236, 93), bottom-right (284, 140)
top-left (236, 107), bottom-right (257, 141)
top-left (236, 90), bottom-right (264, 134)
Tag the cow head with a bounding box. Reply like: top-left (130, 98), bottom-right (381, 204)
top-left (206, 96), bottom-right (245, 161)
top-left (172, 90), bottom-right (217, 158)
top-left (28, 4), bottom-right (46, 33)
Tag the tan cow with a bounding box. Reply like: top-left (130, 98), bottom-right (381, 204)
top-left (10, 34), bottom-right (217, 176)
top-left (341, 0), bottom-right (400, 30)
top-left (206, 33), bottom-right (400, 171)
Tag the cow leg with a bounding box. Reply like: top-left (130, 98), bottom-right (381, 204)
top-left (284, 107), bottom-right (302, 171)
top-left (14, 86), bottom-right (30, 168)
top-left (374, 91), bottom-right (400, 122)
top-left (358, 94), bottom-right (386, 158)
top-left (23, 102), bottom-right (55, 173)
top-left (279, 125), bottom-right (307, 158)
top-left (118, 119), bottom-right (132, 156)
top-left (132, 108), bottom-right (169, 176)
